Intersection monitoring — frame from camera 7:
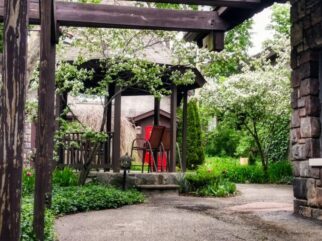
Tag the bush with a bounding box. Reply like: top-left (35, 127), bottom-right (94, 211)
top-left (184, 100), bottom-right (205, 169)
top-left (53, 167), bottom-right (78, 187)
top-left (51, 184), bottom-right (144, 215)
top-left (183, 165), bottom-right (236, 197)
top-left (268, 161), bottom-right (293, 184)
top-left (22, 167), bottom-right (79, 196)
top-left (205, 122), bottom-right (240, 157)
top-left (205, 157), bottom-right (293, 184)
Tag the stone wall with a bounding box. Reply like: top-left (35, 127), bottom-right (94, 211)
top-left (23, 121), bottom-right (34, 167)
top-left (291, 0), bottom-right (322, 219)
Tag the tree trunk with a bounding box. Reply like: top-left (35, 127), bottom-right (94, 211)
top-left (0, 0), bottom-right (28, 240)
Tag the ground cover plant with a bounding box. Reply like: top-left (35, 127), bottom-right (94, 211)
top-left (205, 157), bottom-right (293, 184)
top-left (21, 168), bottom-right (144, 241)
top-left (181, 164), bottom-right (237, 197)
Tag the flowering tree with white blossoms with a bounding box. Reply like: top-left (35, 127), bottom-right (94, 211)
top-left (202, 36), bottom-right (291, 172)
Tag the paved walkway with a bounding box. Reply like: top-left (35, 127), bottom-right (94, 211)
top-left (55, 184), bottom-right (322, 241)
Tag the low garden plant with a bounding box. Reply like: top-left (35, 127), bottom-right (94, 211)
top-left (21, 167), bottom-right (144, 241)
top-left (181, 165), bottom-right (236, 197)
top-left (205, 157), bottom-right (293, 184)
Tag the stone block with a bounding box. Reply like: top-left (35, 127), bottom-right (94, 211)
top-left (293, 161), bottom-right (301, 176)
top-left (299, 62), bottom-right (319, 79)
top-left (291, 128), bottom-right (301, 144)
top-left (299, 160), bottom-right (310, 177)
top-left (307, 178), bottom-right (318, 206)
top-left (293, 177), bottom-right (308, 199)
top-left (291, 110), bottom-right (301, 128)
top-left (304, 138), bottom-right (320, 158)
top-left (291, 89), bottom-right (299, 109)
top-left (294, 199), bottom-right (308, 214)
top-left (291, 22), bottom-right (303, 47)
top-left (291, 144), bottom-right (304, 160)
top-left (300, 117), bottom-right (320, 138)
top-left (311, 208), bottom-right (322, 221)
top-left (300, 78), bottom-right (319, 96)
top-left (291, 69), bottom-right (301, 88)
top-left (316, 187), bottom-right (322, 207)
top-left (298, 206), bottom-right (312, 218)
top-left (309, 167), bottom-right (320, 179)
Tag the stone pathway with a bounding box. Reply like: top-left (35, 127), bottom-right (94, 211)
top-left (55, 184), bottom-right (322, 241)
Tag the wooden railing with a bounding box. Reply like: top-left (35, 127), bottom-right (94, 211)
top-left (57, 132), bottom-right (113, 170)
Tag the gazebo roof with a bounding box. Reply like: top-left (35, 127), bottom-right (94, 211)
top-left (74, 58), bottom-right (206, 96)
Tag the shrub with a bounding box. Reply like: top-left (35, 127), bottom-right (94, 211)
top-left (183, 165), bottom-right (236, 197)
top-left (205, 122), bottom-right (240, 157)
top-left (52, 167), bottom-right (78, 187)
top-left (268, 160), bottom-right (293, 184)
top-left (205, 157), bottom-right (292, 184)
top-left (184, 100), bottom-right (205, 169)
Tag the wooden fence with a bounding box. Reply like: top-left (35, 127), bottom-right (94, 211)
top-left (57, 132), bottom-right (113, 170)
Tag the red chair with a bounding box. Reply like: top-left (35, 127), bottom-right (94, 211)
top-left (130, 126), bottom-right (165, 173)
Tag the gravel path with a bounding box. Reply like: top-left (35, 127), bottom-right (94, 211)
top-left (55, 184), bottom-right (322, 241)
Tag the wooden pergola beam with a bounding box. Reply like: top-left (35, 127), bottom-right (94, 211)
top-left (124, 0), bottom-right (261, 8)
top-left (0, 1), bottom-right (228, 32)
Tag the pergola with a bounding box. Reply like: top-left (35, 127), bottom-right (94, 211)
top-left (0, 0), bottom-right (286, 240)
top-left (57, 58), bottom-right (206, 172)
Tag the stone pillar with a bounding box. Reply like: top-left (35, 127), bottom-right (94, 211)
top-left (291, 0), bottom-right (322, 220)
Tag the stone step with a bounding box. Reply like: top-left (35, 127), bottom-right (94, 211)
top-left (136, 184), bottom-right (180, 194)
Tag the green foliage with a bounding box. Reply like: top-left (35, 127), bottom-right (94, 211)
top-left (183, 165), bottom-right (236, 197)
top-left (51, 184), bottom-right (144, 215)
top-left (22, 169), bottom-right (36, 196)
top-left (185, 99), bottom-right (205, 169)
top-left (52, 168), bottom-right (79, 187)
top-left (23, 167), bottom-right (79, 196)
top-left (205, 157), bottom-right (293, 184)
top-left (268, 160), bottom-right (293, 184)
top-left (205, 122), bottom-right (240, 157)
top-left (25, 100), bottom-right (38, 122)
top-left (267, 3), bottom-right (291, 37)
top-left (21, 198), bottom-right (55, 241)
top-left (21, 176), bottom-right (144, 240)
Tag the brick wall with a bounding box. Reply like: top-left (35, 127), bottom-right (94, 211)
top-left (291, 0), bottom-right (322, 219)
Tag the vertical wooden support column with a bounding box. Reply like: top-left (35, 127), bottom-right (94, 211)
top-left (170, 86), bottom-right (177, 172)
top-left (153, 97), bottom-right (161, 172)
top-left (181, 91), bottom-right (188, 172)
top-left (154, 97), bottom-right (160, 126)
top-left (112, 85), bottom-right (121, 172)
top-left (56, 92), bottom-right (68, 165)
top-left (0, 1), bottom-right (28, 240)
top-left (34, 0), bottom-right (56, 240)
top-left (104, 85), bottom-right (113, 170)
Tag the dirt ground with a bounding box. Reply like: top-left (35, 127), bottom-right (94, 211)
top-left (55, 184), bottom-right (322, 241)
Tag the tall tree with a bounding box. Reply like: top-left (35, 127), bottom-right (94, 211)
top-left (0, 0), bottom-right (28, 240)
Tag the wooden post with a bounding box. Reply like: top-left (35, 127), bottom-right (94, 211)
top-left (56, 92), bottom-right (68, 165)
top-left (181, 91), bottom-right (188, 172)
top-left (154, 97), bottom-right (160, 126)
top-left (112, 85), bottom-right (121, 172)
top-left (104, 85), bottom-right (113, 170)
top-left (0, 0), bottom-right (28, 240)
top-left (153, 97), bottom-right (160, 172)
top-left (34, 0), bottom-right (56, 240)
top-left (170, 86), bottom-right (177, 172)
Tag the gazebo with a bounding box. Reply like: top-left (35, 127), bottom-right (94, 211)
top-left (56, 58), bottom-right (206, 173)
